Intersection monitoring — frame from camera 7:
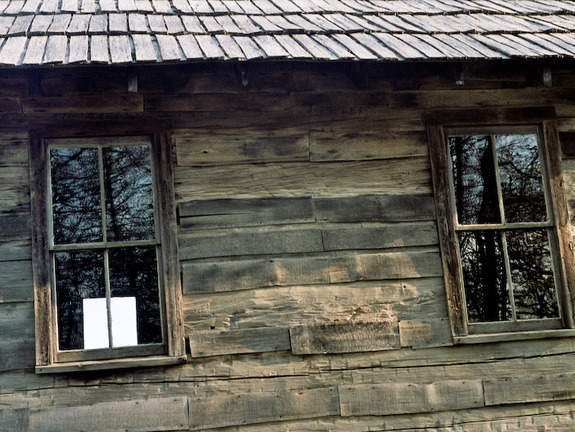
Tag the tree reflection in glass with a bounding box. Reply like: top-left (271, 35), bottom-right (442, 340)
top-left (449, 133), bottom-right (559, 324)
top-left (508, 229), bottom-right (558, 319)
top-left (109, 246), bottom-right (162, 345)
top-left (55, 251), bottom-right (105, 350)
top-left (50, 148), bottom-right (102, 244)
top-left (104, 146), bottom-right (155, 241)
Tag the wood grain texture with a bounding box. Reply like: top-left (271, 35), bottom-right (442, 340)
top-left (339, 379), bottom-right (484, 416)
top-left (183, 250), bottom-right (442, 293)
top-left (189, 326), bottom-right (291, 357)
top-left (29, 397), bottom-right (188, 432)
top-left (179, 227), bottom-right (325, 260)
top-left (179, 196), bottom-right (314, 230)
top-left (290, 320), bottom-right (400, 354)
top-left (189, 388), bottom-right (340, 430)
top-left (0, 302), bottom-right (35, 372)
top-left (174, 133), bottom-right (310, 165)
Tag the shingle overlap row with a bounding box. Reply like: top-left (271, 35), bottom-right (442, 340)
top-left (2, 0), bottom-right (575, 65)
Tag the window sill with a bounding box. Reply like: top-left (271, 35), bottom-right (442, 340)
top-left (453, 329), bottom-right (575, 345)
top-left (36, 355), bottom-right (188, 374)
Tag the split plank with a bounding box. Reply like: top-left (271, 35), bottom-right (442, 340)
top-left (179, 196), bottom-right (314, 230)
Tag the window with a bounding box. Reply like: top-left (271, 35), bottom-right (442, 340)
top-left (428, 113), bottom-right (575, 340)
top-left (31, 135), bottom-right (185, 373)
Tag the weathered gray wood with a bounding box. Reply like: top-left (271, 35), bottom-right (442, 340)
top-left (484, 371), bottom-right (575, 406)
top-left (109, 35), bottom-right (132, 63)
top-left (0, 240), bottom-right (31, 261)
top-left (310, 130), bottom-right (428, 161)
top-left (339, 380), bottom-right (484, 416)
top-left (179, 227), bottom-right (324, 260)
top-left (29, 397), bottom-right (188, 431)
top-left (184, 278), bottom-right (447, 331)
top-left (0, 302), bottom-right (35, 371)
top-left (189, 326), bottom-right (291, 357)
top-left (0, 408), bottom-right (29, 432)
top-left (322, 221), bottom-right (438, 251)
top-left (174, 134), bottom-right (310, 165)
top-left (0, 213), bottom-right (30, 241)
top-left (399, 318), bottom-right (453, 348)
top-left (315, 193), bottom-right (436, 222)
top-left (175, 158), bottom-right (432, 200)
top-left (189, 388), bottom-right (340, 430)
top-left (183, 250), bottom-right (443, 293)
top-left (0, 259), bottom-right (33, 303)
top-left (179, 196), bottom-right (314, 229)
top-left (290, 320), bottom-right (399, 354)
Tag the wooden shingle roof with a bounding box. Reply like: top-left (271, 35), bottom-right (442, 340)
top-left (2, 0), bottom-right (575, 66)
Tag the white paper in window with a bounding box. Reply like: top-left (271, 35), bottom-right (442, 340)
top-left (83, 298), bottom-right (109, 350)
top-left (111, 297), bottom-right (138, 347)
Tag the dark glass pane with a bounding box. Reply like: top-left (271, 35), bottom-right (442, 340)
top-left (55, 251), bottom-right (105, 350)
top-left (507, 230), bottom-right (559, 319)
top-left (458, 230), bottom-right (510, 322)
top-left (449, 136), bottom-right (501, 225)
top-left (50, 148), bottom-right (102, 244)
top-left (495, 134), bottom-right (546, 223)
top-left (109, 246), bottom-right (162, 345)
top-left (103, 146), bottom-right (155, 242)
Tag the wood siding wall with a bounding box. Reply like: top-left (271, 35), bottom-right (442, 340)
top-left (2, 61), bottom-right (575, 431)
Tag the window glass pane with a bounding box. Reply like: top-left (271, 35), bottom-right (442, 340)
top-left (495, 134), bottom-right (546, 223)
top-left (50, 148), bottom-right (102, 244)
top-left (109, 246), bottom-right (162, 345)
top-left (449, 136), bottom-right (501, 225)
top-left (507, 229), bottom-right (559, 319)
top-left (458, 230), bottom-right (510, 322)
top-left (55, 251), bottom-right (105, 350)
top-left (103, 145), bottom-right (155, 242)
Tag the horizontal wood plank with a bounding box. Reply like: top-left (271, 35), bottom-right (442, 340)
top-left (339, 379), bottom-right (484, 416)
top-left (174, 134), bottom-right (309, 165)
top-left (189, 326), bottom-right (290, 357)
top-left (322, 221), bottom-right (437, 251)
top-left (399, 318), bottom-right (453, 349)
top-left (290, 320), bottom-right (399, 355)
top-left (314, 193), bottom-right (435, 222)
top-left (179, 196), bottom-right (314, 230)
top-left (188, 388), bottom-right (339, 430)
top-left (179, 228), bottom-right (324, 260)
top-left (183, 250), bottom-right (442, 293)
top-left (484, 371), bottom-right (575, 406)
top-left (29, 397), bottom-right (188, 432)
top-left (174, 158), bottom-right (432, 200)
top-left (21, 94), bottom-right (144, 113)
top-left (310, 130), bottom-right (428, 162)
top-left (184, 278), bottom-right (447, 331)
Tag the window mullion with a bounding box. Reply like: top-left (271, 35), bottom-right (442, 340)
top-left (500, 230), bottom-right (517, 321)
top-left (104, 249), bottom-right (113, 348)
top-left (489, 134), bottom-right (507, 224)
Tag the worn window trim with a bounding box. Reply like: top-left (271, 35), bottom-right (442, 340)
top-left (427, 108), bottom-right (575, 340)
top-left (30, 133), bottom-right (186, 373)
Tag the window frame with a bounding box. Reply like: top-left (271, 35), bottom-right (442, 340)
top-left (30, 133), bottom-right (186, 373)
top-left (427, 108), bottom-right (575, 342)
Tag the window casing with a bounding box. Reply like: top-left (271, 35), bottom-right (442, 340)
top-left (31, 135), bottom-right (185, 373)
top-left (428, 114), bottom-right (575, 340)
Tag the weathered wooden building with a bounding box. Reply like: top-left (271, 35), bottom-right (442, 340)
top-left (5, 0), bottom-right (575, 430)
